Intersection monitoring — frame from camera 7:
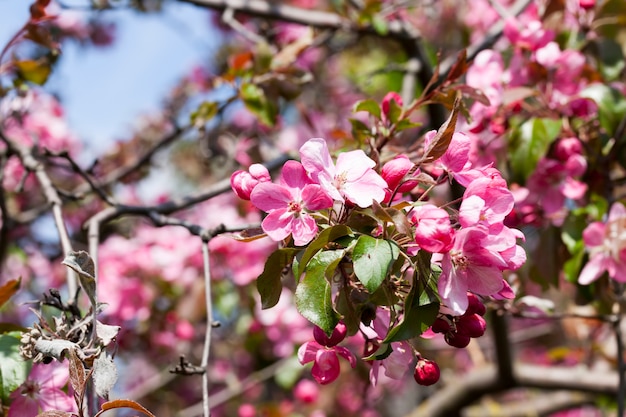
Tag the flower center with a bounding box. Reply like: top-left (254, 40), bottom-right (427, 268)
top-left (21, 380), bottom-right (41, 399)
top-left (451, 250), bottom-right (469, 270)
top-left (288, 200), bottom-right (303, 215)
top-left (333, 172), bottom-right (348, 190)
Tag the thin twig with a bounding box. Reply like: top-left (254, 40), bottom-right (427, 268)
top-left (200, 239), bottom-right (213, 417)
top-left (0, 130), bottom-right (77, 297)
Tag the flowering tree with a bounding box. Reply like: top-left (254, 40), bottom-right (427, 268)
top-left (0, 0), bottom-right (625, 416)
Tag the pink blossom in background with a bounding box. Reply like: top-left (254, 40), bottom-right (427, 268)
top-left (255, 289), bottom-right (311, 358)
top-left (364, 308), bottom-right (415, 385)
top-left (8, 362), bottom-right (75, 417)
top-left (293, 379), bottom-right (320, 403)
top-left (300, 138), bottom-right (387, 208)
top-left (251, 160), bottom-right (333, 246)
top-left (579, 202), bottom-right (626, 285)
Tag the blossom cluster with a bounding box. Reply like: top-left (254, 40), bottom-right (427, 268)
top-left (232, 130), bottom-right (526, 385)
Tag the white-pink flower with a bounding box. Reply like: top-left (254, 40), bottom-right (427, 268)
top-left (579, 202), bottom-right (626, 285)
top-left (8, 362), bottom-right (76, 417)
top-left (251, 160), bottom-right (333, 246)
top-left (300, 138), bottom-right (387, 208)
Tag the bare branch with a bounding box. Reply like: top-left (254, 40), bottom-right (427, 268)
top-left (0, 130), bottom-right (77, 298)
top-left (177, 0), bottom-right (421, 41)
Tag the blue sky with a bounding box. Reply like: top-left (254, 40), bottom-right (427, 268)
top-left (0, 1), bottom-right (218, 154)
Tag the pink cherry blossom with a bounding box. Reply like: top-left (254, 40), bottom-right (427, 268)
top-left (438, 226), bottom-right (510, 314)
top-left (251, 160), bottom-right (333, 246)
top-left (459, 176), bottom-right (515, 230)
top-left (579, 202), bottom-right (626, 285)
top-left (298, 340), bottom-right (356, 385)
top-left (8, 362), bottom-right (76, 417)
top-left (300, 138), bottom-right (387, 208)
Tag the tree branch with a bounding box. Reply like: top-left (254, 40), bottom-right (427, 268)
top-left (177, 0), bottom-right (421, 41)
top-left (0, 130), bottom-right (78, 298)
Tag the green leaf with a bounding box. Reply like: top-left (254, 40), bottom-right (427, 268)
top-left (352, 236), bottom-right (400, 293)
top-left (509, 117), bottom-right (562, 182)
top-left (354, 98), bottom-right (382, 119)
top-left (0, 333), bottom-right (31, 403)
top-left (579, 84), bottom-right (626, 135)
top-left (190, 101), bottom-right (218, 127)
top-left (257, 248), bottom-right (301, 309)
top-left (394, 118), bottom-right (421, 132)
top-left (384, 302), bottom-right (439, 342)
top-left (240, 83), bottom-right (277, 127)
top-left (349, 118), bottom-right (372, 143)
top-left (297, 225), bottom-right (353, 278)
top-left (371, 14), bottom-right (389, 35)
top-left (386, 97), bottom-right (403, 124)
top-left (295, 250), bottom-right (344, 333)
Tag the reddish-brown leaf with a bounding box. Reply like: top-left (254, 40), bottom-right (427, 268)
top-left (0, 277), bottom-right (20, 309)
top-left (68, 348), bottom-right (86, 410)
top-left (445, 49), bottom-right (468, 84)
top-left (422, 92), bottom-right (462, 163)
top-left (94, 399), bottom-right (156, 417)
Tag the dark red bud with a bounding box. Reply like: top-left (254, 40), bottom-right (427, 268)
top-left (431, 317), bottom-right (451, 334)
top-left (456, 314), bottom-right (487, 338)
top-left (313, 322), bottom-right (347, 347)
top-left (444, 332), bottom-right (471, 348)
top-left (414, 358), bottom-right (440, 386)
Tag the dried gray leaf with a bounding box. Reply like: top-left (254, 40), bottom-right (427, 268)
top-left (34, 339), bottom-right (78, 361)
top-left (96, 321), bottom-right (120, 347)
top-left (92, 353), bottom-right (117, 400)
top-left (62, 251), bottom-right (97, 308)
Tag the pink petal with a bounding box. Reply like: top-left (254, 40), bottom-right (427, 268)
top-left (280, 160), bottom-right (312, 191)
top-left (578, 254), bottom-right (608, 285)
top-left (342, 170), bottom-right (387, 208)
top-left (298, 341), bottom-right (323, 364)
top-left (251, 183), bottom-right (293, 211)
top-left (301, 184), bottom-right (333, 210)
top-left (582, 222), bottom-right (605, 247)
top-left (291, 214), bottom-right (319, 246)
top-left (334, 346), bottom-right (357, 368)
top-left (311, 349), bottom-right (341, 384)
top-left (300, 138), bottom-right (335, 182)
top-left (439, 254), bottom-right (469, 314)
top-left (261, 209), bottom-right (293, 242)
top-left (336, 150), bottom-right (375, 181)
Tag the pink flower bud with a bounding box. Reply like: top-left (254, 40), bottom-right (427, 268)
top-left (444, 332), bottom-right (471, 348)
top-left (579, 0), bottom-right (595, 9)
top-left (381, 155), bottom-right (418, 199)
top-left (313, 322), bottom-right (347, 347)
top-left (466, 293), bottom-right (486, 316)
top-left (413, 358), bottom-right (440, 386)
top-left (381, 92), bottom-right (403, 124)
top-left (456, 314), bottom-right (487, 338)
top-left (230, 163), bottom-right (271, 200)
